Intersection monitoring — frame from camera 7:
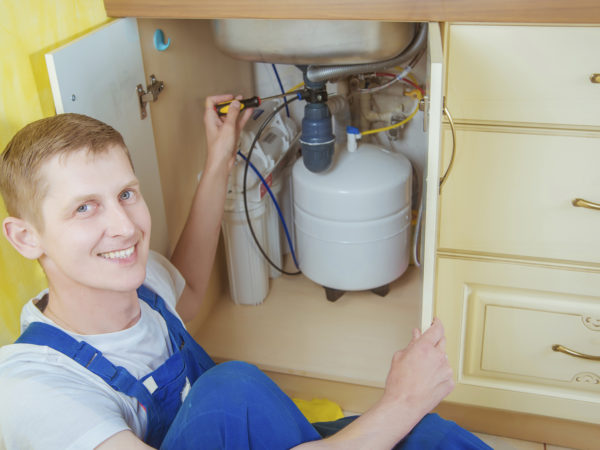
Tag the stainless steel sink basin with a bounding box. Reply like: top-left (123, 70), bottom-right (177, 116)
top-left (212, 19), bottom-right (416, 65)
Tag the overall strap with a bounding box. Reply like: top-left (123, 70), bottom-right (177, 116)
top-left (136, 285), bottom-right (180, 327)
top-left (16, 322), bottom-right (153, 404)
top-left (136, 285), bottom-right (188, 350)
top-left (136, 285), bottom-right (215, 373)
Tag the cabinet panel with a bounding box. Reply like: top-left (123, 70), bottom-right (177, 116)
top-left (438, 127), bottom-right (600, 265)
top-left (436, 256), bottom-right (600, 423)
top-left (471, 290), bottom-right (600, 394)
top-left (446, 25), bottom-right (600, 128)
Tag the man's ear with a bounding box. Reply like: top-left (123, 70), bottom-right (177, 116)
top-left (2, 217), bottom-right (44, 260)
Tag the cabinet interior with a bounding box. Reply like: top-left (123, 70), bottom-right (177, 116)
top-left (137, 18), bottom-right (439, 407)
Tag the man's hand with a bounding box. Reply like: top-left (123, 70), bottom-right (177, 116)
top-left (294, 318), bottom-right (454, 450)
top-left (381, 317), bottom-right (454, 422)
top-left (203, 94), bottom-right (253, 174)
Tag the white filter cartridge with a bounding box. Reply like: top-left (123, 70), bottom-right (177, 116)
top-left (222, 197), bottom-right (269, 305)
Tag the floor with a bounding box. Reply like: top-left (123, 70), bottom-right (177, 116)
top-left (473, 433), bottom-right (575, 450)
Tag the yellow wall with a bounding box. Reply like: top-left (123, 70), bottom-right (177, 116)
top-left (0, 0), bottom-right (109, 343)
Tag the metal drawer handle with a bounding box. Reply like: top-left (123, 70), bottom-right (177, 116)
top-left (591, 74), bottom-right (600, 83)
top-left (552, 344), bottom-right (600, 361)
top-left (572, 198), bottom-right (600, 211)
top-left (439, 102), bottom-right (456, 194)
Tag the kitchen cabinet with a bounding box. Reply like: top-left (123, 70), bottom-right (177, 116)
top-left (436, 23), bottom-right (600, 446)
top-left (70, 6), bottom-right (600, 444)
top-left (192, 21), bottom-right (444, 399)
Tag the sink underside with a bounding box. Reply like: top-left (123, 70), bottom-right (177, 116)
top-left (212, 19), bottom-right (416, 65)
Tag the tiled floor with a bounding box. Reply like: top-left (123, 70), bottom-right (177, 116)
top-left (474, 433), bottom-right (576, 450)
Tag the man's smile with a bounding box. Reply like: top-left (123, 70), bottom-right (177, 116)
top-left (98, 245), bottom-right (136, 260)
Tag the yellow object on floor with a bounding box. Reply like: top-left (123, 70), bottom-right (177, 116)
top-left (292, 398), bottom-right (345, 423)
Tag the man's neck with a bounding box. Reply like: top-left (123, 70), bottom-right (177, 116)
top-left (43, 283), bottom-right (141, 335)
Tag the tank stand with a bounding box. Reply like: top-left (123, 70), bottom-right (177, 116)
top-left (324, 284), bottom-right (390, 302)
top-left (371, 284), bottom-right (390, 297)
top-left (324, 287), bottom-right (346, 302)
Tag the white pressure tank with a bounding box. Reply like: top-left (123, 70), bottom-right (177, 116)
top-left (293, 141), bottom-right (412, 292)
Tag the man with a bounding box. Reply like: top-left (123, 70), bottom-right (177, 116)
top-left (0, 96), bottom-right (488, 449)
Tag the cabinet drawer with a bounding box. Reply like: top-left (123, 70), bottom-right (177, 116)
top-left (446, 25), bottom-right (600, 128)
top-left (436, 257), bottom-right (600, 422)
top-left (438, 128), bottom-right (600, 264)
top-left (480, 304), bottom-right (600, 390)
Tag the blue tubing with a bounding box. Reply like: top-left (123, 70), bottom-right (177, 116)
top-left (271, 64), bottom-right (291, 118)
top-left (237, 151), bottom-right (299, 269)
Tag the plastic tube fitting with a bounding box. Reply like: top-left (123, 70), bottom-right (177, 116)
top-left (298, 73), bottom-right (335, 173)
top-left (300, 101), bottom-right (335, 173)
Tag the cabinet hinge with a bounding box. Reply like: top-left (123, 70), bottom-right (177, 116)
top-left (137, 74), bottom-right (164, 120)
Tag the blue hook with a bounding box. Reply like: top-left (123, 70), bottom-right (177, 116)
top-left (153, 29), bottom-right (171, 51)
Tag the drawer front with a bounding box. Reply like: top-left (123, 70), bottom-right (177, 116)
top-left (480, 304), bottom-right (600, 388)
top-left (438, 128), bottom-right (600, 264)
top-left (436, 257), bottom-right (600, 422)
top-left (446, 25), bottom-right (600, 128)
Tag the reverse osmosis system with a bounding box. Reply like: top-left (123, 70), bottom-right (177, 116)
top-left (214, 20), bottom-right (429, 304)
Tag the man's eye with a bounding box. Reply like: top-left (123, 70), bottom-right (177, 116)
top-left (120, 190), bottom-right (133, 201)
top-left (76, 204), bottom-right (89, 213)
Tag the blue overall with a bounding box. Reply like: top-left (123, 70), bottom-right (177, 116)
top-left (15, 285), bottom-right (320, 448)
top-left (15, 285), bottom-right (490, 449)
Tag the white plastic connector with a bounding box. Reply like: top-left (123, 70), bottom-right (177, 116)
top-left (346, 126), bottom-right (361, 153)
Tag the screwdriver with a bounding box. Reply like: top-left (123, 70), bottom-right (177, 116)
top-left (215, 92), bottom-right (300, 116)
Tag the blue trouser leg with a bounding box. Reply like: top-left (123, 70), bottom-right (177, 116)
top-left (160, 361), bottom-right (321, 450)
top-left (397, 413), bottom-right (492, 449)
top-left (313, 414), bottom-right (492, 449)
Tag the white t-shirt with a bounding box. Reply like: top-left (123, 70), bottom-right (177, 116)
top-left (0, 251), bottom-right (186, 450)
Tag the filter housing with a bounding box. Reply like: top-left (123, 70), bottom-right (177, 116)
top-left (293, 142), bottom-right (412, 291)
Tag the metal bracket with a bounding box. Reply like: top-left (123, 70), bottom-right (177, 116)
top-left (420, 95), bottom-right (429, 132)
top-left (137, 74), bottom-right (164, 119)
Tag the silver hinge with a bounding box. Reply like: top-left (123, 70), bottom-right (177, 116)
top-left (137, 74), bottom-right (164, 120)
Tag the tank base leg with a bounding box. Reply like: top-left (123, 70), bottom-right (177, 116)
top-left (371, 284), bottom-right (390, 297)
top-left (324, 287), bottom-right (345, 302)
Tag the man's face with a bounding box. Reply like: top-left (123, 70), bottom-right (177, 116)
top-left (34, 146), bottom-right (151, 295)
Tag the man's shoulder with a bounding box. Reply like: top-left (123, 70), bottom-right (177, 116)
top-left (0, 341), bottom-right (78, 380)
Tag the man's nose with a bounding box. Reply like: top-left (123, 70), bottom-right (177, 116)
top-left (105, 203), bottom-right (136, 237)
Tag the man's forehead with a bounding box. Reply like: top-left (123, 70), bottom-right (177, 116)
top-left (41, 147), bottom-right (136, 198)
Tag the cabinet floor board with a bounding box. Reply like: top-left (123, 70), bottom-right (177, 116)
top-left (194, 266), bottom-right (422, 387)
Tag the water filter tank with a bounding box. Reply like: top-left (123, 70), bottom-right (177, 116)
top-left (293, 142), bottom-right (412, 291)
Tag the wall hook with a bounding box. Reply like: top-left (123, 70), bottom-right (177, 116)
top-left (153, 29), bottom-right (171, 51)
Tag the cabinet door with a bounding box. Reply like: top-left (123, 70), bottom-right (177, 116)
top-left (420, 22), bottom-right (444, 331)
top-left (436, 256), bottom-right (600, 424)
top-left (46, 18), bottom-right (169, 255)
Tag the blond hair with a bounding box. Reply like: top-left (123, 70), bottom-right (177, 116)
top-left (0, 113), bottom-right (132, 230)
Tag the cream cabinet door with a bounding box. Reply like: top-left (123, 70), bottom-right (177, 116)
top-left (436, 256), bottom-right (600, 424)
top-left (420, 22), bottom-right (445, 330)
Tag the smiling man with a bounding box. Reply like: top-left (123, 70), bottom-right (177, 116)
top-left (0, 97), bottom-right (489, 449)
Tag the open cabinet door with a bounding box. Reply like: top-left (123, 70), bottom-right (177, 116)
top-left (420, 22), bottom-right (444, 331)
top-left (45, 18), bottom-right (169, 256)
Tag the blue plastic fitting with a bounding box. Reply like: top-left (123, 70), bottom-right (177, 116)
top-left (301, 102), bottom-right (335, 173)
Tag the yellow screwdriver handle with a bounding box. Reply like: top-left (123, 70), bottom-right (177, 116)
top-left (215, 96), bottom-right (260, 116)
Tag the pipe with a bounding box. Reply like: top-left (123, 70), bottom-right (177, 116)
top-left (305, 23), bottom-right (428, 83)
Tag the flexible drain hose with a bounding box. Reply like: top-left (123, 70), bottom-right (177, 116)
top-left (305, 23), bottom-right (428, 83)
